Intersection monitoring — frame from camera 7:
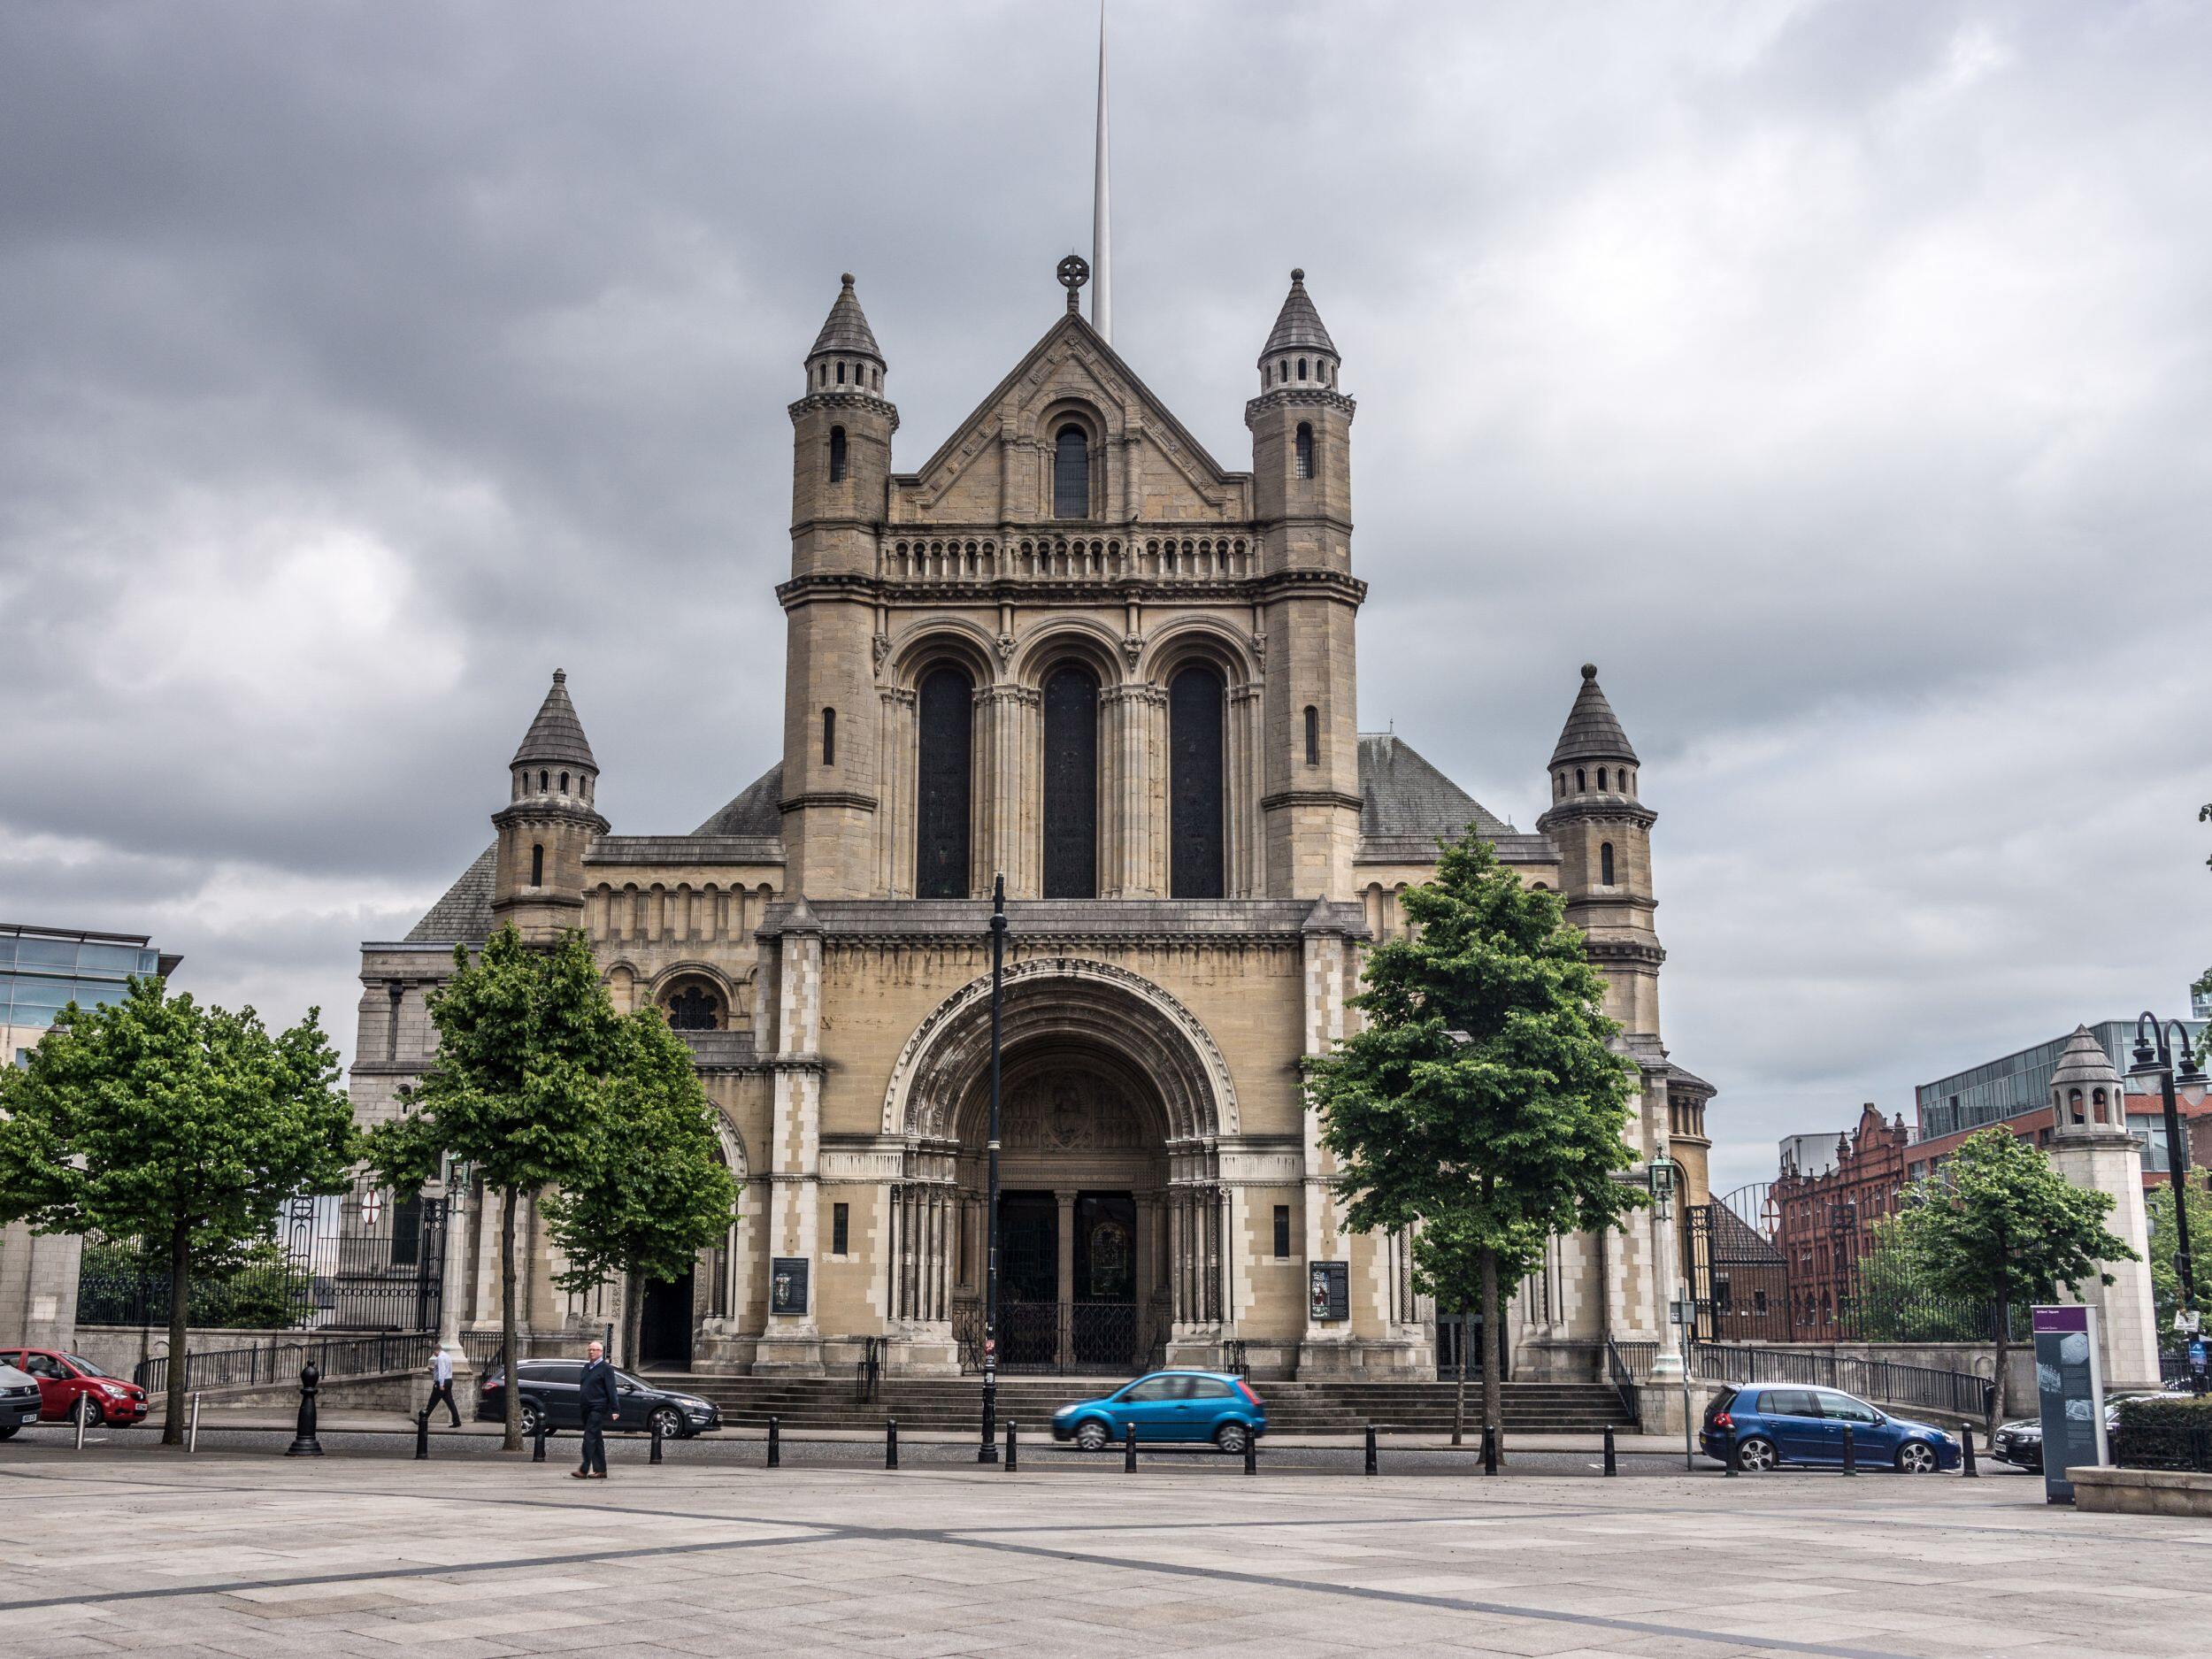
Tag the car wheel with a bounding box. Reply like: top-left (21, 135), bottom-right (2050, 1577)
top-left (77, 1397), bottom-right (105, 1428)
top-left (1215, 1422), bottom-right (1250, 1456)
top-left (651, 1406), bottom-right (685, 1441)
top-left (1075, 1419), bottom-right (1110, 1452)
top-left (1733, 1435), bottom-right (1779, 1472)
top-left (1895, 1440), bottom-right (1939, 1474)
top-left (518, 1401), bottom-right (544, 1438)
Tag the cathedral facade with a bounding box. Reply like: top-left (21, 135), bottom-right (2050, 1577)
top-left (349, 263), bottom-right (1715, 1384)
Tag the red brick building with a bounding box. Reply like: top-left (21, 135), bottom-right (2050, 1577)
top-left (1772, 1102), bottom-right (1909, 1337)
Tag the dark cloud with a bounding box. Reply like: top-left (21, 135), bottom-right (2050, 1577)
top-left (3, 1), bottom-right (2208, 1189)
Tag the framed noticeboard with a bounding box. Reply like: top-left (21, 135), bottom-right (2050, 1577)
top-left (1309, 1260), bottom-right (1349, 1323)
top-left (2032, 1303), bottom-right (2105, 1505)
top-left (770, 1256), bottom-right (810, 1317)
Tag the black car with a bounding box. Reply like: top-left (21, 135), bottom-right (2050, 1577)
top-left (0, 1363), bottom-right (42, 1440)
top-left (476, 1359), bottom-right (720, 1440)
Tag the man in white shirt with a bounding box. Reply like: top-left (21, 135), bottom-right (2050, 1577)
top-left (426, 1348), bottom-right (460, 1427)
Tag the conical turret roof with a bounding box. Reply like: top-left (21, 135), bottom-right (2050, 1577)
top-left (809, 273), bottom-right (883, 364)
top-left (1548, 664), bottom-right (1639, 769)
top-left (2049, 1025), bottom-right (2122, 1093)
top-left (1259, 268), bottom-right (1338, 363)
top-left (510, 669), bottom-right (597, 772)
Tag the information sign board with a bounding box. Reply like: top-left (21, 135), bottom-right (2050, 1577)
top-left (771, 1256), bottom-right (810, 1317)
top-left (1309, 1260), bottom-right (1349, 1323)
top-left (2032, 1304), bottom-right (2105, 1505)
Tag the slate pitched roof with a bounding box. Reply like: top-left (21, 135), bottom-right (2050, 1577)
top-left (809, 273), bottom-right (883, 364)
top-left (404, 844), bottom-right (497, 944)
top-left (1548, 664), bottom-right (1638, 768)
top-left (1260, 269), bottom-right (1338, 362)
top-left (511, 670), bottom-right (597, 772)
top-left (2050, 1024), bottom-right (2123, 1092)
top-left (1357, 733), bottom-right (1514, 844)
top-left (693, 762), bottom-right (785, 836)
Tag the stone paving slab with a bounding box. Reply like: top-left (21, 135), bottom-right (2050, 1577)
top-left (2, 1443), bottom-right (2207, 1656)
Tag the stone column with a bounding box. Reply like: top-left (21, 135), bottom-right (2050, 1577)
top-left (2052, 1132), bottom-right (2163, 1389)
top-left (1226, 684), bottom-right (1263, 897)
top-left (1102, 684), bottom-right (1164, 897)
top-left (877, 686), bottom-right (916, 896)
top-left (1056, 1189), bottom-right (1078, 1366)
top-left (757, 904), bottom-right (826, 1374)
top-left (980, 686), bottom-right (1041, 896)
top-left (1298, 906), bottom-right (1355, 1374)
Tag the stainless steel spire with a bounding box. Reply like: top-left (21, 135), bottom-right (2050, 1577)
top-left (1091, 1), bottom-right (1111, 342)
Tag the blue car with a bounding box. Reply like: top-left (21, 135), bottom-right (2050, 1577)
top-left (1700, 1383), bottom-right (1959, 1473)
top-left (1052, 1371), bottom-right (1266, 1454)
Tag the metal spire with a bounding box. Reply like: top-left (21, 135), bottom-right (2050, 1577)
top-left (1091, 1), bottom-right (1111, 342)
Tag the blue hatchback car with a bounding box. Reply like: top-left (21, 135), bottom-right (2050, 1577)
top-left (1701, 1384), bottom-right (1959, 1473)
top-left (1052, 1371), bottom-right (1266, 1454)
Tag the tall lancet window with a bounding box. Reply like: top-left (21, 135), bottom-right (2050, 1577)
top-left (1168, 664), bottom-right (1226, 899)
top-left (1041, 664), bottom-right (1099, 898)
top-left (915, 667), bottom-right (974, 898)
top-left (1053, 425), bottom-right (1089, 518)
top-left (1294, 422), bottom-right (1314, 480)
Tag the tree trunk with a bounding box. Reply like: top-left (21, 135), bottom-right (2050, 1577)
top-left (162, 1215), bottom-right (190, 1446)
top-left (1479, 1246), bottom-right (1502, 1464)
top-left (623, 1266), bottom-right (644, 1371)
top-left (1988, 1293), bottom-right (2009, 1442)
top-left (500, 1187), bottom-right (522, 1453)
top-left (1453, 1298), bottom-right (1470, 1447)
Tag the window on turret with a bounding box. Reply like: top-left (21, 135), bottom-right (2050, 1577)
top-left (821, 707), bottom-right (837, 766)
top-left (836, 362), bottom-right (846, 384)
top-left (1054, 425), bottom-right (1089, 518)
top-left (1280, 358), bottom-right (1290, 383)
top-left (818, 365), bottom-right (826, 387)
top-left (828, 426), bottom-right (848, 482)
top-left (1598, 767), bottom-right (1608, 790)
top-left (539, 770), bottom-right (549, 790)
top-left (1303, 705), bottom-right (1319, 766)
top-left (1295, 423), bottom-right (1314, 480)
top-left (1297, 357), bottom-right (1309, 380)
top-left (2069, 1087), bottom-right (2085, 1125)
top-left (1600, 842), bottom-right (1615, 885)
top-left (1576, 768), bottom-right (1586, 792)
top-left (531, 843), bottom-right (544, 887)
top-left (559, 772), bottom-right (569, 794)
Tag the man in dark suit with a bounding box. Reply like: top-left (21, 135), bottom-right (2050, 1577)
top-left (573, 1340), bottom-right (619, 1479)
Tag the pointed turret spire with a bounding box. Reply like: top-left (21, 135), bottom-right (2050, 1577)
top-left (1092, 1), bottom-right (1112, 342)
top-left (2050, 1025), bottom-right (2123, 1093)
top-left (803, 273), bottom-right (886, 396)
top-left (1548, 663), bottom-right (1639, 771)
top-left (1260, 268), bottom-right (1339, 362)
top-left (511, 668), bottom-right (597, 772)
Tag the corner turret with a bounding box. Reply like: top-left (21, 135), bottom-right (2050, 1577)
top-left (490, 670), bottom-right (609, 941)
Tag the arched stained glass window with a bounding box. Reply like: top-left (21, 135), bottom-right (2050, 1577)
top-left (665, 984), bottom-right (722, 1031)
top-left (1041, 664), bottom-right (1099, 898)
top-left (915, 667), bottom-right (973, 899)
top-left (1054, 425), bottom-right (1089, 518)
top-left (1168, 664), bottom-right (1226, 899)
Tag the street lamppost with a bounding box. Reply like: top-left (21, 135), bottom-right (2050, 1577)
top-left (2130, 1012), bottom-right (2208, 1334)
top-left (978, 875), bottom-right (1007, 1463)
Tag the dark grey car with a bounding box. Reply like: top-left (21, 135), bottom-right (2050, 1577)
top-left (476, 1358), bottom-right (720, 1440)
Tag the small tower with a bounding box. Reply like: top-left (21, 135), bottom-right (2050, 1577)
top-left (2047, 1025), bottom-right (2162, 1388)
top-left (1248, 270), bottom-right (1361, 898)
top-left (490, 670), bottom-right (608, 943)
top-left (782, 273), bottom-right (899, 898)
top-left (1535, 664), bottom-right (1662, 1033)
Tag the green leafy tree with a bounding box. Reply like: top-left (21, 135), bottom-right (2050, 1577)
top-left (2146, 1173), bottom-right (2212, 1349)
top-left (1893, 1128), bottom-right (2138, 1433)
top-left (365, 926), bottom-right (624, 1451)
top-left (1851, 1217), bottom-right (1986, 1344)
top-left (1411, 1210), bottom-right (1546, 1445)
top-left (0, 979), bottom-right (357, 1442)
top-left (1308, 829), bottom-right (1645, 1452)
top-left (543, 1008), bottom-right (741, 1368)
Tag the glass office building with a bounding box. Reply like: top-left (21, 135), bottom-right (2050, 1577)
top-left (0, 923), bottom-right (179, 1049)
top-left (1916, 1018), bottom-right (2208, 1141)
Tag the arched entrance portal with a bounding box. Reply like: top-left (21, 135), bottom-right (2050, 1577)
top-left (882, 958), bottom-right (1234, 1375)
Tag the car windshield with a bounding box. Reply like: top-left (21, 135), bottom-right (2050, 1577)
top-left (64, 1355), bottom-right (110, 1378)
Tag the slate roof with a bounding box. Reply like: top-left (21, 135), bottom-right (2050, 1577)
top-left (2049, 1024), bottom-right (2122, 1092)
top-left (1548, 664), bottom-right (1638, 768)
top-left (1260, 268), bottom-right (1338, 361)
top-left (511, 671), bottom-right (597, 772)
top-left (404, 844), bottom-right (496, 944)
top-left (809, 273), bottom-right (883, 364)
top-left (1357, 733), bottom-right (1515, 847)
top-left (694, 762), bottom-right (784, 836)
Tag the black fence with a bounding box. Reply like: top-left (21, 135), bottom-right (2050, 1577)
top-left (1692, 1340), bottom-right (1991, 1421)
top-left (2112, 1423), bottom-right (2212, 1473)
top-left (953, 1299), bottom-right (1165, 1376)
top-left (78, 1185), bottom-right (446, 1334)
top-left (459, 1330), bottom-right (588, 1373)
top-left (134, 1330), bottom-right (438, 1397)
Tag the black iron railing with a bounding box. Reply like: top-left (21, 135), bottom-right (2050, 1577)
top-left (2111, 1424), bottom-right (2212, 1473)
top-left (1605, 1335), bottom-right (1643, 1428)
top-left (856, 1336), bottom-right (883, 1403)
top-left (1692, 1340), bottom-right (1991, 1421)
top-left (134, 1330), bottom-right (437, 1396)
top-left (458, 1330), bottom-right (587, 1374)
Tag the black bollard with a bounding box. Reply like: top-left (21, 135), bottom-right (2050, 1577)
top-left (1720, 1424), bottom-right (1738, 1477)
top-left (284, 1361), bottom-right (325, 1457)
top-left (1841, 1425), bottom-right (1856, 1476)
top-left (1961, 1425), bottom-right (1978, 1478)
top-left (415, 1408), bottom-right (430, 1461)
top-left (1363, 1423), bottom-right (1378, 1476)
top-left (1243, 1430), bottom-right (1256, 1476)
top-left (533, 1418), bottom-right (547, 1463)
top-left (1005, 1419), bottom-right (1018, 1473)
top-left (767, 1415), bottom-right (780, 1469)
top-left (887, 1417), bottom-right (898, 1471)
top-left (649, 1413), bottom-right (664, 1466)
top-left (1602, 1424), bottom-right (1617, 1477)
top-left (1481, 1422), bottom-right (1498, 1477)
top-left (1124, 1419), bottom-right (1137, 1471)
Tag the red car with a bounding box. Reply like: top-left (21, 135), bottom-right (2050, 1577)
top-left (2, 1348), bottom-right (150, 1426)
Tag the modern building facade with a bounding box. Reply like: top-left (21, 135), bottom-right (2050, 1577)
top-left (1916, 1019), bottom-right (2206, 1141)
top-left (349, 265), bottom-right (1718, 1386)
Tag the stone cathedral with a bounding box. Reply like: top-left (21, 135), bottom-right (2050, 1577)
top-left (349, 262), bottom-right (1717, 1386)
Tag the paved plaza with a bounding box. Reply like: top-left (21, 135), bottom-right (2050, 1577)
top-left (3, 1437), bottom-right (2207, 1658)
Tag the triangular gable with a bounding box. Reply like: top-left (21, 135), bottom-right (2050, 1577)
top-left (896, 311), bottom-right (1248, 521)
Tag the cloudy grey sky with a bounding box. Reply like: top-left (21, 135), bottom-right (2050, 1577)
top-left (3, 1), bottom-right (2207, 1192)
